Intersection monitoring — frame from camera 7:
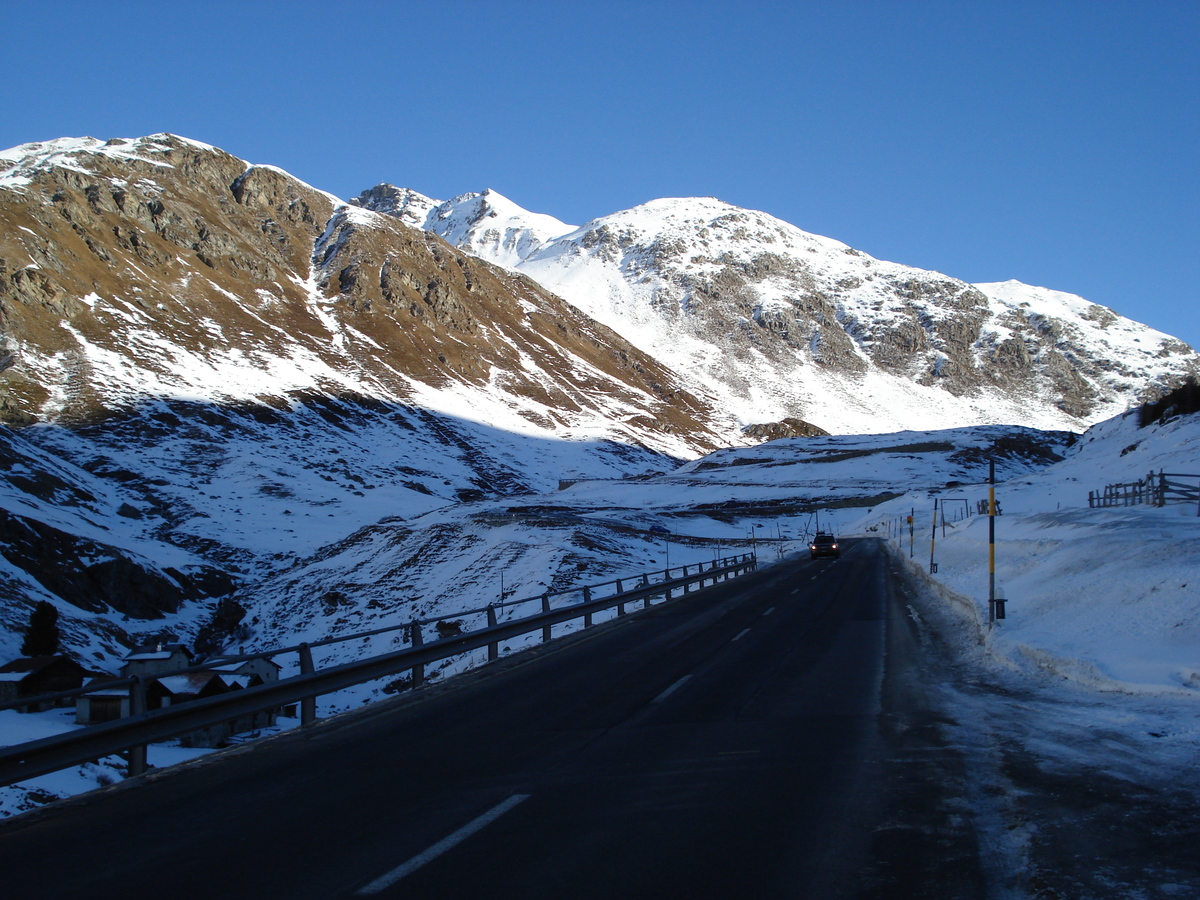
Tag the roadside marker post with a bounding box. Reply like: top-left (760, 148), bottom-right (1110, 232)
top-left (928, 499), bottom-right (939, 574)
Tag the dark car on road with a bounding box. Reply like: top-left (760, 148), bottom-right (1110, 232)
top-left (810, 532), bottom-right (840, 559)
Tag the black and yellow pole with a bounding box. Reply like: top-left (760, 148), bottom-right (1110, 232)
top-left (929, 498), bottom-right (939, 574)
top-left (988, 459), bottom-right (996, 626)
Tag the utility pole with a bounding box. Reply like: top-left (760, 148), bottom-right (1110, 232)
top-left (988, 460), bottom-right (996, 626)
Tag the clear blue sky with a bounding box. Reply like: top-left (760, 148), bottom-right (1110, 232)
top-left (4, 1), bottom-right (1198, 349)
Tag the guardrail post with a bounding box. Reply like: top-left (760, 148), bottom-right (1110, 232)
top-left (410, 622), bottom-right (424, 687)
top-left (542, 595), bottom-right (552, 642)
top-left (127, 675), bottom-right (147, 777)
top-left (299, 643), bottom-right (317, 726)
top-left (583, 587), bottom-right (593, 627)
top-left (486, 605), bottom-right (499, 661)
top-left (683, 565), bottom-right (691, 593)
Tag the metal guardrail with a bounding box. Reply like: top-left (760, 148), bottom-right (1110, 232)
top-left (0, 554), bottom-right (757, 788)
top-left (0, 556), bottom-right (752, 714)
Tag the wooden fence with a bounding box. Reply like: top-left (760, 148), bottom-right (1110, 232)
top-left (1089, 470), bottom-right (1200, 511)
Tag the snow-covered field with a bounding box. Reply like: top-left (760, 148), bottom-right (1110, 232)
top-left (3, 406), bottom-right (1198, 825)
top-left (849, 408), bottom-right (1200, 696)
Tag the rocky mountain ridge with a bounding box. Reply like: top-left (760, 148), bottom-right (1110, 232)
top-left (359, 187), bottom-right (1198, 434)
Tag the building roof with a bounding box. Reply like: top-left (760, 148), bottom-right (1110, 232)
top-left (81, 676), bottom-right (129, 698)
top-left (209, 657), bottom-right (281, 672)
top-left (0, 656), bottom-right (87, 677)
top-left (154, 672), bottom-right (225, 696)
top-left (123, 643), bottom-right (191, 662)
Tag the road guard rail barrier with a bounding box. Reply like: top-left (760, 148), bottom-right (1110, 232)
top-left (0, 554), bottom-right (757, 788)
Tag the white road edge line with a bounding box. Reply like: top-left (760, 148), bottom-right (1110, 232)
top-left (732, 627), bottom-right (751, 641)
top-left (652, 674), bottom-right (693, 703)
top-left (763, 607), bottom-right (776, 616)
top-left (355, 793), bottom-right (531, 895)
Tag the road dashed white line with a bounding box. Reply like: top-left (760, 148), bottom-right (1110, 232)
top-left (763, 607), bottom-right (776, 616)
top-left (356, 794), bottom-right (530, 894)
top-left (732, 628), bottom-right (751, 642)
top-left (652, 674), bottom-right (693, 703)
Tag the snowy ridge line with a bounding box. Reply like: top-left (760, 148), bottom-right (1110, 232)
top-left (0, 556), bottom-right (758, 788)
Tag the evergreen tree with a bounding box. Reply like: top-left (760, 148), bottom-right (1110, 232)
top-left (20, 600), bottom-right (60, 657)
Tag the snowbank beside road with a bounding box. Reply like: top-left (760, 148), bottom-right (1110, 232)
top-left (852, 409), bottom-right (1200, 697)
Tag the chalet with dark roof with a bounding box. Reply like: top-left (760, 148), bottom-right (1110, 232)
top-left (0, 656), bottom-right (89, 712)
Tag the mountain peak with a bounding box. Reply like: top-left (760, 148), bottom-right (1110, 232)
top-left (366, 188), bottom-right (576, 269)
top-left (413, 191), bottom-right (1199, 432)
top-left (350, 184), bottom-right (438, 229)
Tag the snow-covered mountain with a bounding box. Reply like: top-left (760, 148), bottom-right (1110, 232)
top-left (0, 132), bottom-right (1196, 678)
top-left (360, 188), bottom-right (1197, 434)
top-left (3, 135), bottom-right (1197, 859)
top-left (0, 135), bottom-right (730, 658)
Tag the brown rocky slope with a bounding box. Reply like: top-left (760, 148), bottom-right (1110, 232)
top-left (0, 134), bottom-right (729, 658)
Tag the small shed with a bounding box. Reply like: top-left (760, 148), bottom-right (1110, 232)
top-left (75, 678), bottom-right (130, 724)
top-left (0, 656), bottom-right (90, 712)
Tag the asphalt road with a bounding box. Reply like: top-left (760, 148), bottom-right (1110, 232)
top-left (0, 538), bottom-right (986, 898)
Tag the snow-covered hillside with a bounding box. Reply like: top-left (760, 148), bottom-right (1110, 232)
top-left (6, 396), bottom-right (1199, 820)
top-left (365, 189), bottom-right (1198, 435)
top-left (857, 405), bottom-right (1200, 695)
top-left (0, 134), bottom-right (737, 656)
